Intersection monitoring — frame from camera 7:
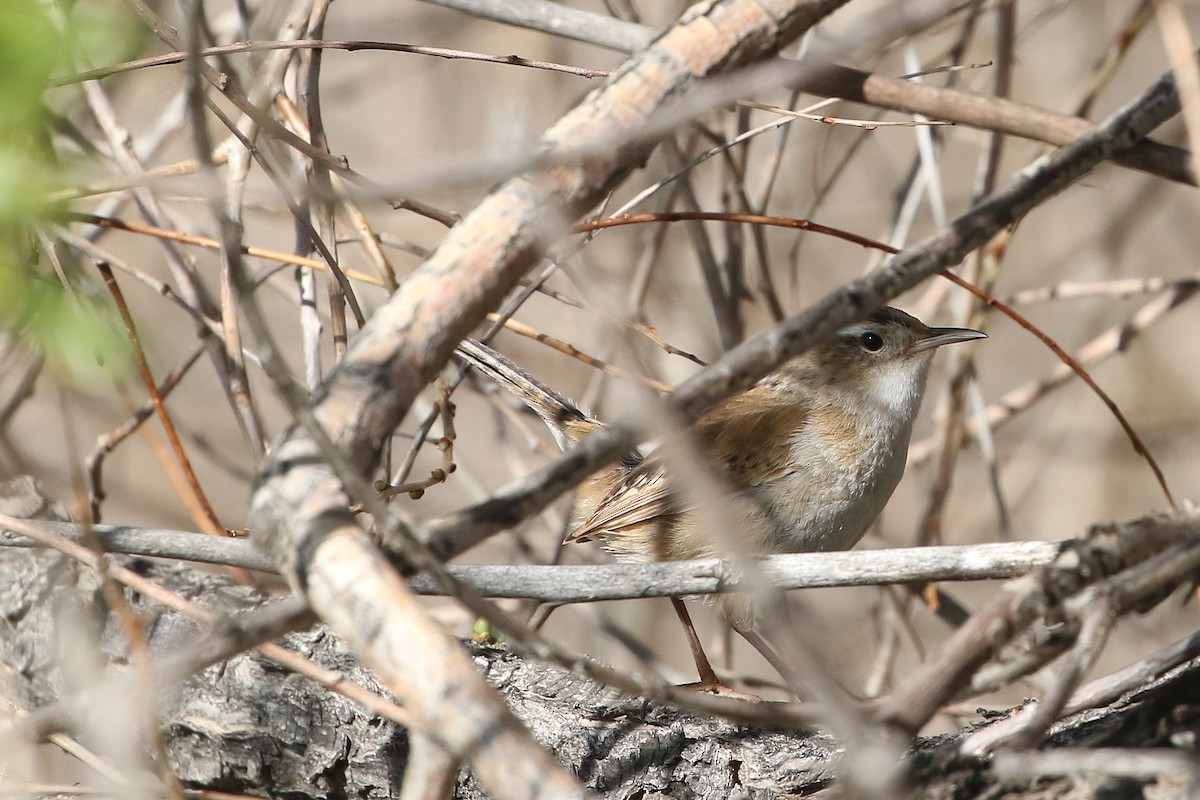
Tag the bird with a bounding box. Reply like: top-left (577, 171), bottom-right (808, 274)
top-left (456, 307), bottom-right (985, 694)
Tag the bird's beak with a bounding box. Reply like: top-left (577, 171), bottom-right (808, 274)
top-left (912, 326), bottom-right (987, 353)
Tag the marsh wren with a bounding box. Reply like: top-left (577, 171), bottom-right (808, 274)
top-left (458, 307), bottom-right (984, 692)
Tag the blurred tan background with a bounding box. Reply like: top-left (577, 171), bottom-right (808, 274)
top-left (7, 0), bottom-right (1200, 724)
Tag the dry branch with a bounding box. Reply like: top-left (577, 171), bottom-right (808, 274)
top-left (422, 0), bottom-right (1195, 185)
top-left (0, 521), bottom-right (1061, 599)
top-left (878, 509), bottom-right (1200, 734)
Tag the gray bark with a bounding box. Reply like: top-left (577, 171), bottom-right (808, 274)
top-left (4, 539), bottom-right (1198, 799)
top-left (2, 476), bottom-right (1194, 800)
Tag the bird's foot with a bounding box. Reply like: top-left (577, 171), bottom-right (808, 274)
top-left (677, 679), bottom-right (763, 702)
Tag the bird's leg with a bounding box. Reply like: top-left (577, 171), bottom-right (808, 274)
top-left (669, 597), bottom-right (719, 685)
top-left (669, 597), bottom-right (759, 699)
top-left (731, 621), bottom-right (804, 699)
top-left (527, 602), bottom-right (561, 631)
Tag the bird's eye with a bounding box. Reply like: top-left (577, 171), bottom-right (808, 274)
top-left (860, 332), bottom-right (884, 352)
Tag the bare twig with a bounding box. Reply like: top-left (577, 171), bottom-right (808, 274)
top-left (912, 267), bottom-right (1200, 463)
top-left (420, 0), bottom-right (1195, 185)
top-left (991, 748), bottom-right (1200, 782)
top-left (95, 263), bottom-right (228, 538)
top-left (54, 38), bottom-right (610, 86)
top-left (877, 509), bottom-right (1200, 734)
top-left (0, 522), bottom-right (1062, 598)
top-left (961, 626), bottom-right (1200, 755)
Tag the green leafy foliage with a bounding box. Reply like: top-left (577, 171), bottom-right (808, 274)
top-left (0, 0), bottom-right (132, 384)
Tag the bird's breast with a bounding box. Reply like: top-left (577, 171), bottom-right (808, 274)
top-left (757, 405), bottom-right (912, 553)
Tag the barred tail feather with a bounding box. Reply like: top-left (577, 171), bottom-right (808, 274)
top-left (455, 338), bottom-right (597, 449)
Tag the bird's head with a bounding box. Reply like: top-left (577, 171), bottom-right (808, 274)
top-left (788, 306), bottom-right (986, 418)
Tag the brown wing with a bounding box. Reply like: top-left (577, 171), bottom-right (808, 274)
top-left (693, 384), bottom-right (809, 490)
top-left (565, 383), bottom-right (809, 543)
top-left (563, 458), bottom-right (672, 543)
